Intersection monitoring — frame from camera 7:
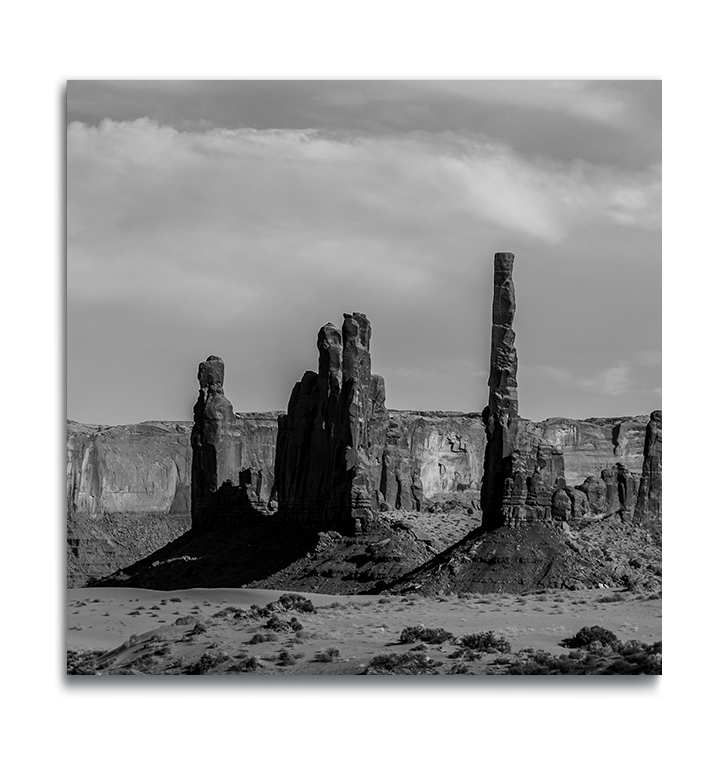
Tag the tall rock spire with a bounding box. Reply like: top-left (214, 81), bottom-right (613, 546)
top-left (275, 312), bottom-right (389, 534)
top-left (480, 252), bottom-right (524, 529)
top-left (633, 409), bottom-right (662, 522)
top-left (190, 355), bottom-right (236, 530)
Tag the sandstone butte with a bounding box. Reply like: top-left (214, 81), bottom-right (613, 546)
top-left (67, 253), bottom-right (661, 589)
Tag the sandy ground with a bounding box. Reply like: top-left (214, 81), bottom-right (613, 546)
top-left (67, 586), bottom-right (661, 674)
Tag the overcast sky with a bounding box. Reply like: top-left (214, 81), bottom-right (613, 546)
top-left (67, 80), bottom-right (660, 425)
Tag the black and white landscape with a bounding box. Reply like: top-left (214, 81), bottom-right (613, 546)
top-left (67, 80), bottom-right (661, 675)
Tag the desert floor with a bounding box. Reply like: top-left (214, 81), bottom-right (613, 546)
top-left (67, 586), bottom-right (661, 675)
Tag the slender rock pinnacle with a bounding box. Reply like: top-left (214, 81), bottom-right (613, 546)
top-left (480, 252), bottom-right (524, 529)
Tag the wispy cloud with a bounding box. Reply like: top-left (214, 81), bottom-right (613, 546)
top-left (67, 114), bottom-right (661, 423)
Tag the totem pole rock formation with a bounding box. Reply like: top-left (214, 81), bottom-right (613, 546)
top-left (479, 252), bottom-right (567, 529)
top-left (275, 313), bottom-right (389, 534)
top-left (480, 252), bottom-right (524, 530)
top-left (191, 356), bottom-right (237, 530)
top-left (633, 409), bottom-right (662, 522)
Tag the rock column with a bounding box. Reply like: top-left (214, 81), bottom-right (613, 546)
top-left (633, 409), bottom-right (662, 522)
top-left (275, 312), bottom-right (389, 534)
top-left (191, 355), bottom-right (236, 530)
top-left (480, 252), bottom-right (523, 529)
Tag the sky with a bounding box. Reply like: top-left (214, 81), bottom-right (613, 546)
top-left (67, 80), bottom-right (661, 425)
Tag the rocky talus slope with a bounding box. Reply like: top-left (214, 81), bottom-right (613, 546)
top-left (389, 515), bottom-right (661, 596)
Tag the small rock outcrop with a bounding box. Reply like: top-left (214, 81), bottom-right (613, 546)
top-left (634, 410), bottom-right (662, 522)
top-left (275, 313), bottom-right (389, 534)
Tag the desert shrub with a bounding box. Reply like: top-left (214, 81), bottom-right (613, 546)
top-left (277, 649), bottom-right (304, 666)
top-left (457, 632), bottom-right (511, 654)
top-left (185, 649), bottom-right (230, 674)
top-left (213, 606), bottom-right (243, 619)
top-left (399, 626), bottom-right (455, 645)
top-left (67, 649), bottom-right (104, 675)
top-left (560, 626), bottom-right (619, 650)
top-left (314, 647), bottom-right (340, 663)
top-left (504, 645), bottom-right (661, 675)
top-left (620, 573), bottom-right (640, 591)
top-left (274, 594), bottom-right (315, 614)
top-left (597, 593), bottom-right (625, 603)
top-left (228, 656), bottom-right (259, 673)
top-left (248, 632), bottom-right (278, 644)
top-left (363, 652), bottom-right (442, 675)
top-left (264, 614), bottom-right (303, 632)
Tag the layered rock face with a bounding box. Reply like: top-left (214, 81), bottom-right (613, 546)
top-left (383, 411), bottom-right (485, 508)
top-left (275, 313), bottom-right (389, 534)
top-left (66, 420), bottom-right (194, 586)
top-left (524, 416), bottom-right (648, 486)
top-left (634, 410), bottom-right (662, 522)
top-left (67, 420), bottom-right (193, 517)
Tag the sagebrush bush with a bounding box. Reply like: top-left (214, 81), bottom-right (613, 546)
top-left (277, 649), bottom-right (304, 666)
top-left (264, 614), bottom-right (303, 632)
top-left (504, 644), bottom-right (661, 675)
top-left (456, 632), bottom-right (511, 654)
top-left (597, 593), bottom-right (625, 603)
top-left (248, 632), bottom-right (278, 644)
top-left (67, 649), bottom-right (104, 675)
top-left (314, 647), bottom-right (340, 663)
top-left (274, 594), bottom-right (315, 614)
top-left (229, 656), bottom-right (259, 673)
top-left (363, 652), bottom-right (442, 675)
top-left (399, 626), bottom-right (455, 645)
top-left (560, 626), bottom-right (619, 650)
top-left (185, 649), bottom-right (230, 674)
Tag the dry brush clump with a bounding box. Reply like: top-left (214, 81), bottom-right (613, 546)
top-left (502, 626), bottom-right (661, 675)
top-left (450, 631), bottom-right (512, 661)
top-left (67, 649), bottom-right (104, 675)
top-left (363, 652), bottom-right (443, 675)
top-left (399, 626), bottom-right (455, 645)
top-left (314, 647), bottom-right (340, 662)
top-left (185, 648), bottom-right (231, 674)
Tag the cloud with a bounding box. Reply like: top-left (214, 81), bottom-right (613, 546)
top-left (417, 81), bottom-right (630, 127)
top-left (67, 117), bottom-right (661, 423)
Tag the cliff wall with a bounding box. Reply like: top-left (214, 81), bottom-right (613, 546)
top-left (67, 410), bottom-right (650, 586)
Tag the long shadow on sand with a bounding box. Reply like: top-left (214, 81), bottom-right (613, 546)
top-left (91, 517), bottom-right (323, 591)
